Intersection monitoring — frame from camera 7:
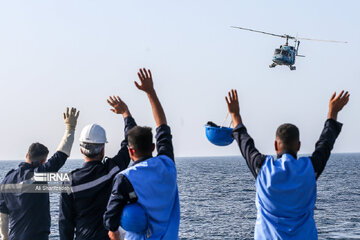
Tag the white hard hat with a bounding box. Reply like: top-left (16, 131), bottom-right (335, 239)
top-left (79, 124), bottom-right (108, 144)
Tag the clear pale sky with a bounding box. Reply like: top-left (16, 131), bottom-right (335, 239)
top-left (0, 0), bottom-right (359, 160)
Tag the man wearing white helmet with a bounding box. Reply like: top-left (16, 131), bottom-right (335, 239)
top-left (59, 97), bottom-right (136, 240)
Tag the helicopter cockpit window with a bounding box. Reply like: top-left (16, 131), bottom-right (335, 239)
top-left (274, 49), bottom-right (281, 54)
top-left (281, 50), bottom-right (290, 57)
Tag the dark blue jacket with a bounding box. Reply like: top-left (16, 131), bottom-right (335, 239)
top-left (59, 117), bottom-right (136, 240)
top-left (0, 151), bottom-right (68, 240)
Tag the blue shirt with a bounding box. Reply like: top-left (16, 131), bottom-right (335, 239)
top-left (255, 154), bottom-right (317, 239)
top-left (232, 119), bottom-right (342, 239)
top-left (103, 124), bottom-right (176, 236)
top-left (121, 154), bottom-right (180, 239)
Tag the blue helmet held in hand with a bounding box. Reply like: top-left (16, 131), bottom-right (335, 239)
top-left (205, 122), bottom-right (234, 146)
top-left (120, 203), bottom-right (148, 233)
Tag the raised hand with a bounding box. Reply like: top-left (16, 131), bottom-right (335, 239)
top-left (134, 68), bottom-right (166, 126)
top-left (135, 68), bottom-right (155, 94)
top-left (57, 107), bottom-right (80, 156)
top-left (328, 90), bottom-right (350, 120)
top-left (225, 89), bottom-right (240, 115)
top-left (225, 89), bottom-right (242, 127)
top-left (107, 96), bottom-right (130, 118)
top-left (63, 107), bottom-right (80, 130)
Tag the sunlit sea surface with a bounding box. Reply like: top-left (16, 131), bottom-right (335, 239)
top-left (0, 153), bottom-right (359, 239)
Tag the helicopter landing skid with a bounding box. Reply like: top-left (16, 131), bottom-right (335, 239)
top-left (269, 63), bottom-right (277, 68)
top-left (289, 65), bottom-right (296, 71)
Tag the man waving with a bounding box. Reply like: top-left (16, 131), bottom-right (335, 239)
top-left (104, 68), bottom-right (180, 240)
top-left (226, 89), bottom-right (349, 239)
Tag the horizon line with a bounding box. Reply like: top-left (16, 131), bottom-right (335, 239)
top-left (0, 152), bottom-right (359, 161)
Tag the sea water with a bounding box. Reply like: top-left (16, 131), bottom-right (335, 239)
top-left (0, 153), bottom-right (359, 239)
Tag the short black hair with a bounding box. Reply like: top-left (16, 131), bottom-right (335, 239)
top-left (27, 142), bottom-right (49, 163)
top-left (127, 126), bottom-right (153, 156)
top-left (276, 123), bottom-right (300, 149)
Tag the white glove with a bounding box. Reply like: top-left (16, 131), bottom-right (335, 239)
top-left (57, 107), bottom-right (80, 156)
top-left (0, 213), bottom-right (9, 240)
top-left (63, 107), bottom-right (80, 130)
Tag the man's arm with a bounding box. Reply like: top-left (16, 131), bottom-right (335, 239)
top-left (103, 174), bottom-right (138, 237)
top-left (105, 96), bottom-right (137, 170)
top-left (155, 125), bottom-right (174, 160)
top-left (59, 192), bottom-right (75, 240)
top-left (0, 193), bottom-right (9, 240)
top-left (0, 213), bottom-right (9, 240)
top-left (310, 91), bottom-right (349, 179)
top-left (226, 89), bottom-right (266, 179)
top-left (135, 68), bottom-right (174, 160)
top-left (38, 107), bottom-right (79, 173)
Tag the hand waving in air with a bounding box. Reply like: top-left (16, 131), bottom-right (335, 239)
top-left (328, 90), bottom-right (350, 120)
top-left (57, 107), bottom-right (80, 156)
top-left (225, 89), bottom-right (242, 127)
top-left (225, 89), bottom-right (240, 115)
top-left (107, 96), bottom-right (131, 118)
top-left (134, 68), bottom-right (167, 126)
top-left (63, 107), bottom-right (80, 130)
top-left (135, 68), bottom-right (155, 94)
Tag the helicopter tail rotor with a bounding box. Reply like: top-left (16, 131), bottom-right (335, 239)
top-left (297, 37), bottom-right (348, 44)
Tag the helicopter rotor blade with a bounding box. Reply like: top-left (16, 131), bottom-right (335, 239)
top-left (297, 37), bottom-right (348, 44)
top-left (230, 26), bottom-right (289, 39)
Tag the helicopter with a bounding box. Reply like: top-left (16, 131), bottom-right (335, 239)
top-left (231, 26), bottom-right (347, 70)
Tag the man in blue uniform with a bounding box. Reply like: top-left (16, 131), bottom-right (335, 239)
top-left (59, 96), bottom-right (136, 240)
top-left (225, 89), bottom-right (350, 239)
top-left (0, 107), bottom-right (80, 240)
top-left (103, 68), bottom-right (180, 240)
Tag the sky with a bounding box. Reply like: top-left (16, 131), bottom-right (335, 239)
top-left (0, 0), bottom-right (359, 160)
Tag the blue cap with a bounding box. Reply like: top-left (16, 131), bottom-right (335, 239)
top-left (120, 203), bottom-right (148, 233)
top-left (205, 125), bottom-right (234, 146)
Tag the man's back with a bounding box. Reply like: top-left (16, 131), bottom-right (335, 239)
top-left (1, 164), bottom-right (50, 240)
top-left (121, 154), bottom-right (180, 240)
top-left (59, 115), bottom-right (136, 240)
top-left (62, 160), bottom-right (121, 239)
top-left (255, 154), bottom-right (317, 239)
top-left (0, 151), bottom-right (68, 240)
